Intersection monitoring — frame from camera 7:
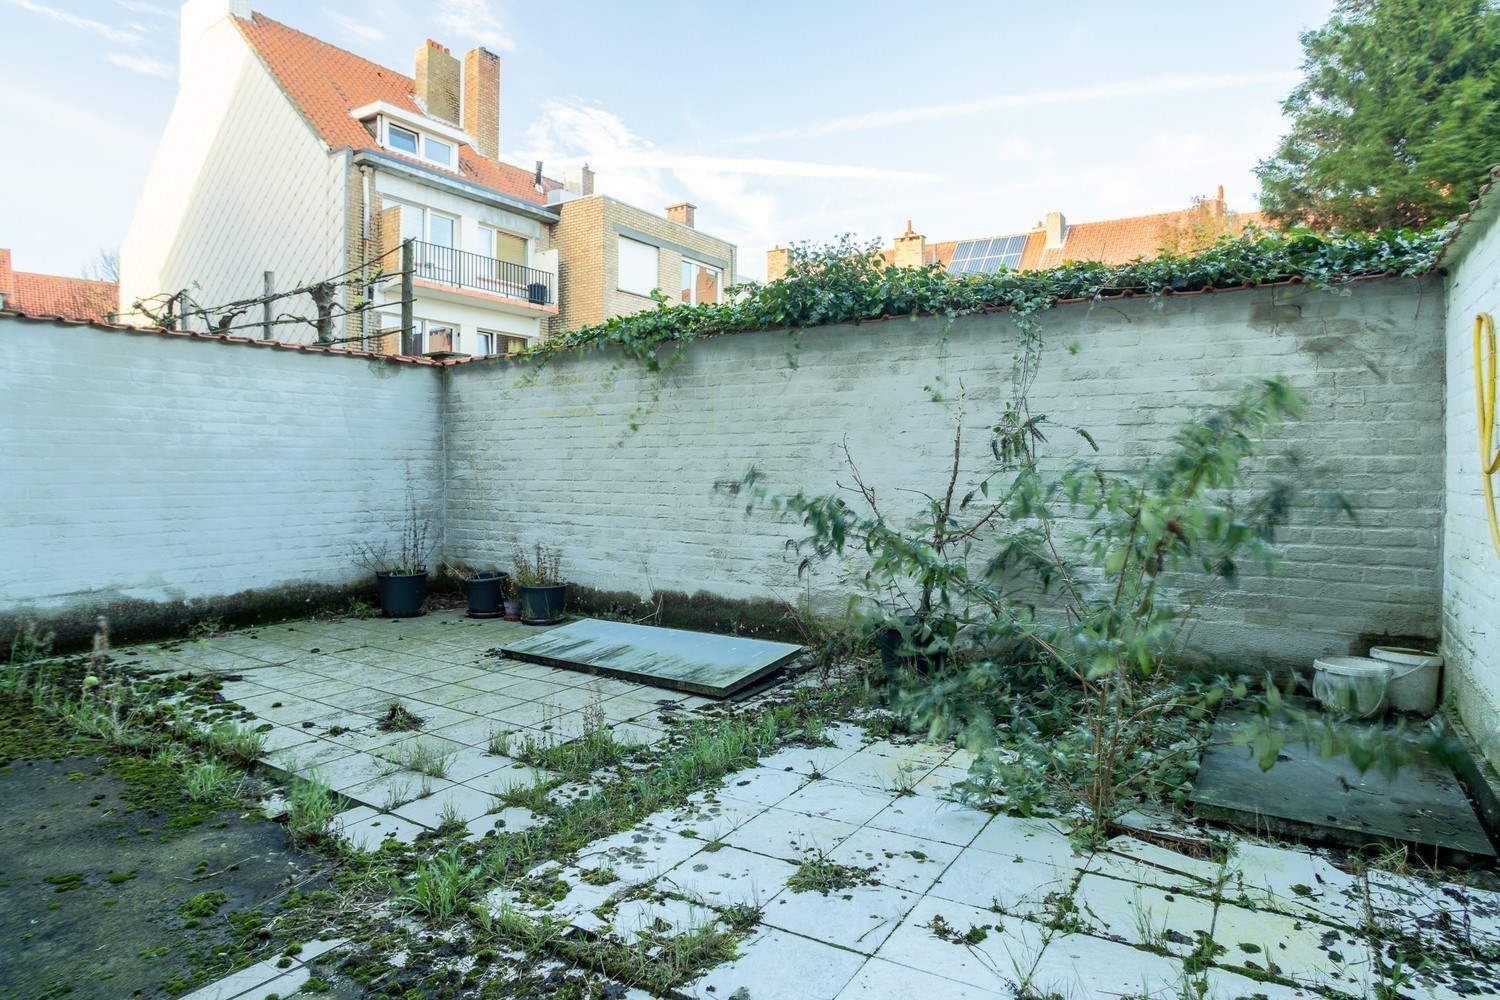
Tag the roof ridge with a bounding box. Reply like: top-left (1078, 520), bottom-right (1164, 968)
top-left (234, 12), bottom-right (415, 88)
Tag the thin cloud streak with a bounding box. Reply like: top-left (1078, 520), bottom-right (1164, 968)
top-left (435, 0), bottom-right (514, 52)
top-left (731, 72), bottom-right (1300, 144)
top-left (108, 52), bottom-right (174, 78)
top-left (10, 0), bottom-right (141, 44)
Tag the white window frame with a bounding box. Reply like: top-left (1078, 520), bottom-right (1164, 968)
top-left (381, 118), bottom-right (456, 169)
top-left (679, 258), bottom-right (723, 306)
top-left (473, 331), bottom-right (495, 356)
top-left (618, 236), bottom-right (660, 297)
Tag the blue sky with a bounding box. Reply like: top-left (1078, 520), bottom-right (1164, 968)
top-left (0, 0), bottom-right (1334, 280)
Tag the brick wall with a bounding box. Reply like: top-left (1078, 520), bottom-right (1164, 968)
top-left (0, 316), bottom-right (441, 640)
top-left (550, 196), bottom-right (736, 337)
top-left (1442, 198), bottom-right (1500, 768)
top-left (448, 277), bottom-right (1445, 675)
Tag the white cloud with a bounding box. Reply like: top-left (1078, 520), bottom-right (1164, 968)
top-left (435, 0), bottom-right (515, 52)
top-left (9, 0), bottom-right (141, 44)
top-left (731, 72), bottom-right (1300, 145)
top-left (113, 0), bottom-right (171, 15)
top-left (325, 10), bottom-right (387, 45)
top-left (514, 101), bottom-right (938, 270)
top-left (107, 52), bottom-right (174, 78)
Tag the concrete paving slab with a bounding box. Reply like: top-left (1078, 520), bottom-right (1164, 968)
top-left (865, 793), bottom-right (991, 847)
top-left (717, 766), bottom-right (809, 809)
top-left (764, 880), bottom-right (921, 954)
top-left (931, 848), bottom-right (1083, 919)
top-left (1025, 930), bottom-right (1185, 999)
top-left (835, 957), bottom-right (1003, 999)
top-left (1192, 702), bottom-right (1495, 858)
top-left (686, 927), bottom-right (867, 1000)
top-left (660, 845), bottom-right (796, 909)
top-left (1072, 874), bottom-right (1216, 956)
top-left (723, 805), bottom-right (859, 861)
top-left (1211, 898), bottom-right (1373, 993)
top-left (828, 826), bottom-right (962, 894)
top-left (873, 895), bottom-right (1047, 993)
top-left (776, 777), bottom-right (897, 827)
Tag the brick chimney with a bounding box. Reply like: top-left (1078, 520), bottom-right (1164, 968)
top-left (463, 47), bottom-right (500, 160)
top-left (564, 164), bottom-right (596, 197)
top-left (766, 245), bottom-right (791, 282)
top-left (666, 203), bottom-right (696, 228)
top-left (1200, 185), bottom-right (1228, 219)
top-left (415, 40), bottom-right (460, 124)
top-left (892, 221), bottom-right (926, 268)
top-left (1044, 211), bottom-right (1067, 250)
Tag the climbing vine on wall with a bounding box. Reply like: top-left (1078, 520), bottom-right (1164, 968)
top-left (522, 225), bottom-right (1454, 376)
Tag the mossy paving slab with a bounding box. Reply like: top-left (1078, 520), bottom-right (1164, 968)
top-left (497, 619), bottom-right (802, 698)
top-left (1191, 703), bottom-right (1495, 860)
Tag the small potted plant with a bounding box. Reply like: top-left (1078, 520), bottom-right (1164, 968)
top-left (361, 488), bottom-right (433, 618)
top-left (512, 541), bottom-right (566, 625)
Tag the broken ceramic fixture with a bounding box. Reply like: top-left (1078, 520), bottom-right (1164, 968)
top-left (1312, 655), bottom-right (1391, 718)
top-left (1369, 646), bottom-right (1443, 716)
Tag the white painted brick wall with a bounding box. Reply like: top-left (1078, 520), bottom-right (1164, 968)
top-left (446, 278), bottom-right (1446, 675)
top-left (0, 318), bottom-right (441, 619)
top-left (1442, 204), bottom-right (1500, 768)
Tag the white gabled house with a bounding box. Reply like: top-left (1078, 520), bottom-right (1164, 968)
top-left (120, 0), bottom-right (737, 356)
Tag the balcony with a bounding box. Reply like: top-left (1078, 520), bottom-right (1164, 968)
top-left (409, 241), bottom-right (554, 308)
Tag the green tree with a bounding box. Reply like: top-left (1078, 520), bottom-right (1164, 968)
top-left (1257, 0), bottom-right (1500, 231)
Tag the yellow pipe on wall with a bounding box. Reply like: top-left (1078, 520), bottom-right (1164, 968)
top-left (1478, 312), bottom-right (1500, 558)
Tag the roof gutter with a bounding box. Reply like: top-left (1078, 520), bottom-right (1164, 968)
top-left (352, 150), bottom-right (560, 224)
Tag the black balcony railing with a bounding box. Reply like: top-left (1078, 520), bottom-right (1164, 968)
top-left (410, 240), bottom-right (554, 306)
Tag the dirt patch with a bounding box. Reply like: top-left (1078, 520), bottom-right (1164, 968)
top-left (0, 710), bottom-right (324, 999)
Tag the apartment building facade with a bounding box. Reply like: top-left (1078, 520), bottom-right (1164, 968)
top-left (119, 1), bottom-right (735, 356)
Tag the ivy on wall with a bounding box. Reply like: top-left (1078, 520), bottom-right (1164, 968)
top-left (524, 226), bottom-right (1454, 374)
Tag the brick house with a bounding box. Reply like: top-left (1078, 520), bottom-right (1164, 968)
top-left (767, 189), bottom-right (1262, 279)
top-left (0, 249), bottom-right (117, 323)
top-left (119, 0), bottom-right (736, 356)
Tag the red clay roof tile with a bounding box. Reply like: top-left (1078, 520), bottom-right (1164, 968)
top-left (0, 249), bottom-right (117, 322)
top-left (233, 13), bottom-right (561, 205)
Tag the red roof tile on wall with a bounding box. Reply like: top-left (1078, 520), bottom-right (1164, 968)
top-left (233, 14), bottom-right (561, 205)
top-left (0, 249), bottom-right (117, 322)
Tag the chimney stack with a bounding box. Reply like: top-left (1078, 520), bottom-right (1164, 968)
top-left (415, 39), bottom-right (460, 124)
top-left (892, 220), bottom-right (926, 268)
top-left (766, 245), bottom-right (791, 282)
top-left (463, 47), bottom-right (501, 160)
top-left (666, 203), bottom-right (696, 228)
top-left (564, 164), bottom-right (596, 197)
top-left (1044, 211), bottom-right (1067, 249)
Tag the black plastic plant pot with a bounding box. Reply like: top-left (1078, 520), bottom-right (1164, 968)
top-left (464, 572), bottom-right (506, 619)
top-left (519, 583), bottom-right (567, 625)
top-left (376, 570), bottom-right (428, 618)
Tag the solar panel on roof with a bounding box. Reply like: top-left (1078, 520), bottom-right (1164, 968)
top-left (948, 234), bottom-right (1026, 275)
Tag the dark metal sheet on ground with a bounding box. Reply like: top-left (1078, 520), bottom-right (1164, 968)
top-left (1191, 702), bottom-right (1495, 860)
top-left (497, 618), bottom-right (803, 698)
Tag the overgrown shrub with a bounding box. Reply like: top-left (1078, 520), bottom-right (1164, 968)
top-left (753, 377), bottom-right (1319, 843)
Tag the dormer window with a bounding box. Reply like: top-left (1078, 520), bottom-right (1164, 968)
top-left (381, 119), bottom-right (454, 169)
top-left (387, 125), bottom-right (419, 156)
top-left (351, 102), bottom-right (472, 172)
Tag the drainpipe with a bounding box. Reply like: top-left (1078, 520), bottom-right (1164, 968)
top-left (360, 164), bottom-right (374, 350)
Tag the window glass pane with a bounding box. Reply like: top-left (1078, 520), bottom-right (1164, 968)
top-left (425, 137), bottom-right (453, 167)
top-left (388, 125), bottom-right (419, 154)
top-left (474, 332), bottom-right (494, 356)
top-left (427, 325), bottom-right (454, 353)
top-left (680, 260), bottom-right (694, 303)
top-left (618, 237), bottom-right (658, 296)
top-left (393, 201), bottom-right (425, 245)
top-left (428, 215), bottom-right (455, 248)
top-left (410, 320), bottom-right (425, 356)
top-left (697, 264), bottom-right (720, 304)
